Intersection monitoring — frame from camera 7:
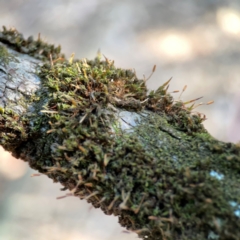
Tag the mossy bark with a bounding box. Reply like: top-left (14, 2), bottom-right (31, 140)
top-left (0, 28), bottom-right (240, 240)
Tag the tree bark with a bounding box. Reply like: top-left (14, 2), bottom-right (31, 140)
top-left (0, 28), bottom-right (240, 240)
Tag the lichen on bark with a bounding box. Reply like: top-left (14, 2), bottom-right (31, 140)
top-left (0, 27), bottom-right (240, 240)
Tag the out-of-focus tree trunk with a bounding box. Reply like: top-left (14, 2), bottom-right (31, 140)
top-left (0, 28), bottom-right (240, 240)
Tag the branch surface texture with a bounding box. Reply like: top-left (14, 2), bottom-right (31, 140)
top-left (0, 27), bottom-right (240, 240)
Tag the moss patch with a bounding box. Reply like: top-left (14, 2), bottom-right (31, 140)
top-left (0, 26), bottom-right (64, 61)
top-left (0, 44), bottom-right (10, 64)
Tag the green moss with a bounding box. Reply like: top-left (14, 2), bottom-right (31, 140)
top-left (0, 109), bottom-right (29, 152)
top-left (0, 44), bottom-right (10, 64)
top-left (1, 28), bottom-right (240, 240)
top-left (20, 58), bottom-right (238, 240)
top-left (0, 26), bottom-right (64, 61)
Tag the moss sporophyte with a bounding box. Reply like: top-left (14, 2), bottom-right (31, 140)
top-left (0, 27), bottom-right (240, 240)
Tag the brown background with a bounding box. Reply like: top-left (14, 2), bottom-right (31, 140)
top-left (0, 1), bottom-right (240, 239)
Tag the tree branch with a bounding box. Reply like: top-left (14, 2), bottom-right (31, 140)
top-left (0, 27), bottom-right (240, 240)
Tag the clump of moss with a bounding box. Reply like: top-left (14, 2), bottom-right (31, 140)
top-left (0, 109), bottom-right (29, 151)
top-left (0, 44), bottom-right (10, 64)
top-left (1, 28), bottom-right (240, 240)
top-left (16, 56), bottom-right (236, 240)
top-left (0, 26), bottom-right (64, 60)
top-left (147, 83), bottom-right (206, 134)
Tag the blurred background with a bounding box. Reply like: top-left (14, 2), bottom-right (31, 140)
top-left (0, 0), bottom-right (240, 239)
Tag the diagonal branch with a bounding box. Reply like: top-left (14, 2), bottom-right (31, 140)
top-left (0, 27), bottom-right (240, 240)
